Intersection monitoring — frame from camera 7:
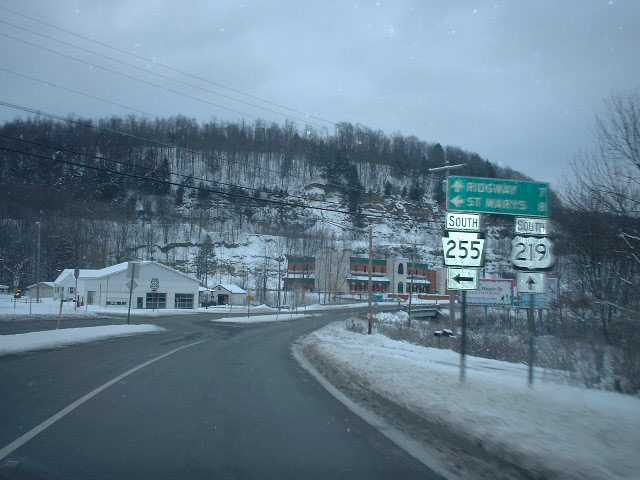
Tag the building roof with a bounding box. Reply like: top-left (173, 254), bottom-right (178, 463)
top-left (54, 261), bottom-right (198, 284)
top-left (26, 282), bottom-right (55, 289)
top-left (286, 255), bottom-right (315, 263)
top-left (347, 275), bottom-right (391, 283)
top-left (0, 285), bottom-right (11, 289)
top-left (215, 284), bottom-right (247, 294)
top-left (350, 256), bottom-right (388, 266)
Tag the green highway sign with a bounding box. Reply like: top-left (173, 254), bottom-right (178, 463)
top-left (447, 176), bottom-right (550, 217)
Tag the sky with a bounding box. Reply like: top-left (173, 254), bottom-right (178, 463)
top-left (0, 0), bottom-right (639, 186)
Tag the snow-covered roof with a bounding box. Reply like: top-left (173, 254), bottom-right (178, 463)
top-left (215, 284), bottom-right (247, 294)
top-left (406, 279), bottom-right (431, 285)
top-left (199, 286), bottom-right (215, 292)
top-left (54, 261), bottom-right (198, 284)
top-left (347, 275), bottom-right (391, 283)
top-left (27, 282), bottom-right (55, 289)
top-left (0, 285), bottom-right (11, 289)
top-left (284, 274), bottom-right (316, 279)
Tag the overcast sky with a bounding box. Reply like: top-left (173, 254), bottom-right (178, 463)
top-left (1, 0), bottom-right (639, 186)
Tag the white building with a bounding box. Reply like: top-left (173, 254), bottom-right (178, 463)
top-left (53, 261), bottom-right (200, 309)
top-left (26, 282), bottom-right (56, 298)
top-left (212, 284), bottom-right (247, 306)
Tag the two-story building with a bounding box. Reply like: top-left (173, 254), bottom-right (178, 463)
top-left (283, 255), bottom-right (315, 291)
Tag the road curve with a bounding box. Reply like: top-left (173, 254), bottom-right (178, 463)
top-left (0, 313), bottom-right (442, 479)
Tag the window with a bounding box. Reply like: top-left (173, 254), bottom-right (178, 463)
top-left (146, 292), bottom-right (166, 309)
top-left (68, 286), bottom-right (74, 294)
top-left (398, 282), bottom-right (404, 293)
top-left (398, 263), bottom-right (404, 274)
top-left (175, 293), bottom-right (194, 309)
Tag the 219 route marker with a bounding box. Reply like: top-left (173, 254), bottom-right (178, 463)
top-left (510, 236), bottom-right (554, 270)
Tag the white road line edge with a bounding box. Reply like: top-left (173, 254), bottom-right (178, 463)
top-left (0, 338), bottom-right (207, 462)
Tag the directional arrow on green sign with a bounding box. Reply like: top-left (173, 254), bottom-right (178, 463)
top-left (447, 176), bottom-right (550, 217)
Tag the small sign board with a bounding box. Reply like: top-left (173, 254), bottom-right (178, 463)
top-left (446, 213), bottom-right (482, 232)
top-left (465, 279), bottom-right (515, 306)
top-left (516, 271), bottom-right (546, 294)
top-left (13, 275), bottom-right (19, 287)
top-left (447, 267), bottom-right (478, 290)
top-left (447, 176), bottom-right (550, 217)
top-left (519, 293), bottom-right (549, 309)
top-left (126, 262), bottom-right (140, 279)
top-left (511, 236), bottom-right (554, 270)
top-left (74, 268), bottom-right (80, 279)
top-left (126, 280), bottom-right (138, 290)
top-left (150, 278), bottom-right (159, 292)
top-left (515, 217), bottom-right (551, 236)
top-left (442, 231), bottom-right (485, 267)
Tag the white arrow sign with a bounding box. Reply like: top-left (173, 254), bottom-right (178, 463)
top-left (511, 236), bottom-right (554, 269)
top-left (516, 272), bottom-right (546, 294)
top-left (442, 231), bottom-right (485, 267)
top-left (447, 267), bottom-right (479, 290)
top-left (451, 196), bottom-right (465, 208)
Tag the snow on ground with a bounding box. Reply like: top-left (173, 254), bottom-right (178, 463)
top-left (211, 313), bottom-right (316, 323)
top-left (0, 324), bottom-right (164, 355)
top-left (302, 321), bottom-right (640, 480)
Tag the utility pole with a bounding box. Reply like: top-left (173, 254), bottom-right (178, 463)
top-left (126, 262), bottom-right (135, 325)
top-left (35, 221), bottom-right (41, 305)
top-left (408, 241), bottom-right (417, 326)
top-left (428, 161), bottom-right (465, 334)
top-left (368, 225), bottom-right (373, 335)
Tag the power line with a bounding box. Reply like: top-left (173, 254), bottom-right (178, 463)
top-left (0, 5), bottom-right (336, 126)
top-left (0, 31), bottom-right (290, 124)
top-left (0, 142), bottom-right (444, 226)
top-left (0, 98), bottom-right (370, 199)
top-left (0, 143), bottom-right (379, 219)
top-left (0, 19), bottom-right (328, 131)
top-left (0, 68), bottom-right (161, 119)
top-left (0, 132), bottom-right (337, 206)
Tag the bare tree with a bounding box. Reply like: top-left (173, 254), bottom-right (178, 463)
top-left (562, 91), bottom-right (640, 341)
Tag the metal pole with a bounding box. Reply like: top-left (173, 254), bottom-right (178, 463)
top-left (126, 262), bottom-right (135, 325)
top-left (527, 306), bottom-right (535, 387)
top-left (74, 276), bottom-right (78, 311)
top-left (460, 290), bottom-right (467, 382)
top-left (35, 221), bottom-right (41, 304)
top-left (408, 242), bottom-right (416, 326)
top-left (368, 225), bottom-right (373, 335)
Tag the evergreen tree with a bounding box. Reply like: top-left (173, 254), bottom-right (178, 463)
top-left (384, 180), bottom-right (393, 196)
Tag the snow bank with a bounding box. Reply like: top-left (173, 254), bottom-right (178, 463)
top-left (211, 313), bottom-right (316, 324)
top-left (0, 324), bottom-right (164, 355)
top-left (302, 322), bottom-right (640, 480)
top-left (375, 311), bottom-right (408, 324)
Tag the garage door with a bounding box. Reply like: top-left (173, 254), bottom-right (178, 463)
top-left (174, 293), bottom-right (194, 309)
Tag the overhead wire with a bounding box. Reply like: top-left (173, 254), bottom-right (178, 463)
top-left (0, 99), bottom-right (364, 209)
top-left (0, 138), bottom-right (444, 226)
top-left (0, 99), bottom-right (384, 203)
top-left (0, 4), bottom-right (336, 126)
top-left (0, 20), bottom-right (329, 130)
top-left (0, 132), bottom-right (339, 206)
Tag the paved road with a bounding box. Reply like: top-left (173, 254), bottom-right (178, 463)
top-left (0, 312), bottom-right (440, 479)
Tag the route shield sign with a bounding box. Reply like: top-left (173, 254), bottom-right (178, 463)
top-left (510, 236), bottom-right (554, 270)
top-left (447, 267), bottom-right (479, 290)
top-left (447, 176), bottom-right (550, 217)
top-left (442, 231), bottom-right (485, 267)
